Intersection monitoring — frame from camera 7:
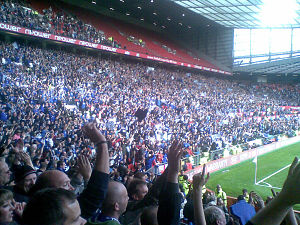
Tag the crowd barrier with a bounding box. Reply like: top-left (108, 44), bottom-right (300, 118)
top-left (145, 162), bottom-right (168, 175)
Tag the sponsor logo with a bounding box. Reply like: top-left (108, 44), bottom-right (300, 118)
top-left (100, 45), bottom-right (117, 52)
top-left (25, 29), bottom-right (51, 38)
top-left (79, 41), bottom-right (98, 48)
top-left (0, 23), bottom-right (21, 32)
top-left (54, 35), bottom-right (76, 44)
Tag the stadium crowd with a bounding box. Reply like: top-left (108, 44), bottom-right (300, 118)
top-left (0, 38), bottom-right (299, 224)
top-left (0, 41), bottom-right (299, 169)
top-left (0, 0), bottom-right (117, 47)
top-left (0, 0), bottom-right (299, 224)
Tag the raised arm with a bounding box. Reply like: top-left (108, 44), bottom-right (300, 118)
top-left (78, 123), bottom-right (110, 219)
top-left (82, 123), bottom-right (109, 174)
top-left (248, 157), bottom-right (300, 225)
top-left (157, 140), bottom-right (183, 225)
top-left (166, 140), bottom-right (183, 183)
top-left (270, 189), bottom-right (298, 225)
top-left (193, 164), bottom-right (210, 225)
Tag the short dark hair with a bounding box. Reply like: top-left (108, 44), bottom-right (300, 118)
top-left (134, 172), bottom-right (146, 180)
top-left (140, 206), bottom-right (158, 225)
top-left (127, 179), bottom-right (147, 199)
top-left (29, 173), bottom-right (54, 195)
top-left (22, 188), bottom-right (77, 225)
top-left (237, 195), bottom-right (245, 201)
top-left (57, 160), bottom-right (64, 167)
top-left (203, 192), bottom-right (216, 205)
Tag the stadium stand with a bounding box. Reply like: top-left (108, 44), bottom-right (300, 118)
top-left (0, 0), bottom-right (219, 69)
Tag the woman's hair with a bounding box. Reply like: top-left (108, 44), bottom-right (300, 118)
top-left (0, 189), bottom-right (13, 206)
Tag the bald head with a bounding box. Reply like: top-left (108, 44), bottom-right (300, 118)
top-left (102, 181), bottom-right (129, 217)
top-left (31, 170), bottom-right (74, 194)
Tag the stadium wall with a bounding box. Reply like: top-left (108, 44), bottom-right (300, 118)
top-left (197, 27), bottom-right (234, 69)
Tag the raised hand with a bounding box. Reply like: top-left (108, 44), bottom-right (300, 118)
top-left (82, 122), bottom-right (109, 174)
top-left (167, 140), bottom-right (183, 173)
top-left (280, 157), bottom-right (300, 205)
top-left (249, 157), bottom-right (300, 225)
top-left (15, 139), bottom-right (24, 152)
top-left (193, 164), bottom-right (210, 191)
top-left (193, 165), bottom-right (210, 225)
top-left (82, 123), bottom-right (106, 144)
top-left (14, 202), bottom-right (26, 218)
top-left (166, 140), bottom-right (183, 183)
top-left (251, 191), bottom-right (265, 209)
top-left (77, 155), bottom-right (92, 181)
top-left (18, 152), bottom-right (34, 168)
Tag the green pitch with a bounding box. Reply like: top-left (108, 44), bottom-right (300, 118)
top-left (206, 141), bottom-right (300, 211)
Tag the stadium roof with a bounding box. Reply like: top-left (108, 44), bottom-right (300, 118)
top-left (171, 0), bottom-right (300, 28)
top-left (233, 57), bottom-right (300, 74)
top-left (60, 0), bottom-right (224, 33)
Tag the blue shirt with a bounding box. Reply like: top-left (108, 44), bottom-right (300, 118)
top-left (230, 200), bottom-right (256, 225)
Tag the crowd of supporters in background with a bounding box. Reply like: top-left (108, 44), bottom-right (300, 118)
top-left (0, 38), bottom-right (299, 224)
top-left (0, 41), bottom-right (299, 174)
top-left (0, 0), bottom-right (118, 47)
top-left (0, 0), bottom-right (299, 224)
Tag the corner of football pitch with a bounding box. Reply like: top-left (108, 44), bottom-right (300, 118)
top-left (206, 141), bottom-right (300, 211)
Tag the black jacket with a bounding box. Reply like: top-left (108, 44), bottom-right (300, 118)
top-left (78, 170), bottom-right (109, 220)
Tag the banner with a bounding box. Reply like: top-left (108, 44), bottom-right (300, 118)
top-left (0, 22), bottom-right (232, 75)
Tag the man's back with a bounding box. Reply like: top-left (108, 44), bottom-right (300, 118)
top-left (230, 200), bottom-right (256, 225)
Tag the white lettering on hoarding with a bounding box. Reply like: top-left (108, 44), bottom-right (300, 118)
top-left (100, 45), bottom-right (117, 52)
top-left (207, 159), bottom-right (228, 172)
top-left (79, 41), bottom-right (98, 48)
top-left (54, 35), bottom-right (76, 44)
top-left (231, 156), bottom-right (238, 164)
top-left (0, 23), bottom-right (21, 32)
top-left (54, 36), bottom-right (76, 44)
top-left (25, 29), bottom-right (51, 38)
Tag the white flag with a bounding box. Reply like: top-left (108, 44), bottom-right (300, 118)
top-left (252, 156), bottom-right (258, 164)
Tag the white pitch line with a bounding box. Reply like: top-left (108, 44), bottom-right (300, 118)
top-left (257, 164), bottom-right (291, 185)
top-left (256, 183), bottom-right (282, 190)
